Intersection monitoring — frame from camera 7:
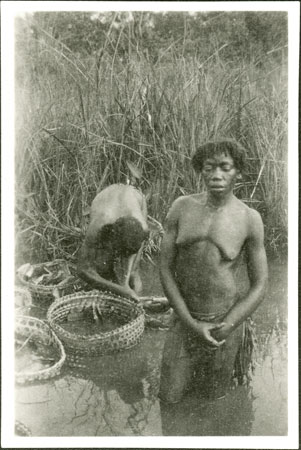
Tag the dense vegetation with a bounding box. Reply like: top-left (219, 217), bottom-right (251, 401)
top-left (15, 11), bottom-right (288, 265)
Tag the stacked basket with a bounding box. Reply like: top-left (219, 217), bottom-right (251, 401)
top-left (15, 315), bottom-right (66, 384)
top-left (17, 259), bottom-right (81, 303)
top-left (15, 260), bottom-right (146, 385)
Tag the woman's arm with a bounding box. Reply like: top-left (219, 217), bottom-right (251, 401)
top-left (77, 232), bottom-right (139, 301)
top-left (214, 209), bottom-right (268, 340)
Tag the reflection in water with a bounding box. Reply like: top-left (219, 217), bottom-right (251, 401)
top-left (159, 316), bottom-right (287, 436)
top-left (251, 316), bottom-right (287, 436)
top-left (160, 386), bottom-right (254, 436)
top-left (66, 331), bottom-right (163, 436)
top-left (15, 258), bottom-right (287, 436)
top-left (15, 330), bottom-right (164, 436)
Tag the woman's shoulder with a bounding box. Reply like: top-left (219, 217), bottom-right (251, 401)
top-left (172, 192), bottom-right (205, 205)
top-left (167, 193), bottom-right (204, 220)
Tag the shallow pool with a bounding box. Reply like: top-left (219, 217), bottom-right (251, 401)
top-left (15, 257), bottom-right (287, 436)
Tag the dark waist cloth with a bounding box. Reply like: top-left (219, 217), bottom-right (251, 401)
top-left (169, 311), bottom-right (256, 383)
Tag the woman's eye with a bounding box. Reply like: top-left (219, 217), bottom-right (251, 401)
top-left (203, 165), bottom-right (213, 171)
top-left (221, 165), bottom-right (232, 171)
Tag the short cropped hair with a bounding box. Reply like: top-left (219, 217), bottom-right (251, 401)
top-left (113, 216), bottom-right (149, 255)
top-left (191, 139), bottom-right (247, 172)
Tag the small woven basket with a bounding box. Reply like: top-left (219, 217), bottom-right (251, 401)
top-left (47, 290), bottom-right (145, 356)
top-left (17, 259), bottom-right (80, 304)
top-left (15, 315), bottom-right (66, 384)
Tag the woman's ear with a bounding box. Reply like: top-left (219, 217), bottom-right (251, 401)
top-left (236, 172), bottom-right (242, 180)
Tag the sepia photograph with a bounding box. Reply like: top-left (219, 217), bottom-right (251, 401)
top-left (1, 1), bottom-right (299, 448)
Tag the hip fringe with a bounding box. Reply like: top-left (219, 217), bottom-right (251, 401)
top-left (233, 317), bottom-right (257, 386)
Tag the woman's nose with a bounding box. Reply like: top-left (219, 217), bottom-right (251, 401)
top-left (211, 167), bottom-right (223, 179)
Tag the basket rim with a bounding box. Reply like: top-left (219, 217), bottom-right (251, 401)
top-left (15, 315), bottom-right (66, 383)
top-left (18, 276), bottom-right (76, 292)
top-left (17, 259), bottom-right (77, 292)
top-left (47, 290), bottom-right (144, 342)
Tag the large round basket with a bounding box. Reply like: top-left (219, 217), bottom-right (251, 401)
top-left (17, 259), bottom-right (81, 304)
top-left (47, 290), bottom-right (145, 356)
top-left (15, 315), bottom-right (66, 384)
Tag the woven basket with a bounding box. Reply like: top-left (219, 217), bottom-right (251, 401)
top-left (15, 315), bottom-right (66, 384)
top-left (47, 290), bottom-right (145, 356)
top-left (17, 259), bottom-right (80, 303)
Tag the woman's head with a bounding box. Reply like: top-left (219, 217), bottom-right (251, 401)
top-left (98, 217), bottom-right (149, 255)
top-left (191, 139), bottom-right (247, 173)
top-left (113, 216), bottom-right (149, 255)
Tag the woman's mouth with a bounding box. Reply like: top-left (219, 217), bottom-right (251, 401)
top-left (209, 185), bottom-right (224, 191)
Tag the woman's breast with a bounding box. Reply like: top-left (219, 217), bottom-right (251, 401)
top-left (175, 240), bottom-right (239, 312)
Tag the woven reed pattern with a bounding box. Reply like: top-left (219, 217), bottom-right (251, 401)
top-left (47, 290), bottom-right (145, 356)
top-left (17, 259), bottom-right (79, 303)
top-left (15, 315), bottom-right (66, 384)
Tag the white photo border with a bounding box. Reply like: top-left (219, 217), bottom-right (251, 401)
top-left (1, 1), bottom-right (299, 448)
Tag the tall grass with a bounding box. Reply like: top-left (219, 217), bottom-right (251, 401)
top-left (15, 17), bottom-right (287, 265)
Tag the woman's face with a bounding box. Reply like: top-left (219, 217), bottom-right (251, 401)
top-left (201, 152), bottom-right (240, 196)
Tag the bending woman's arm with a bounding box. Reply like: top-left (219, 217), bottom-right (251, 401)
top-left (77, 232), bottom-right (139, 301)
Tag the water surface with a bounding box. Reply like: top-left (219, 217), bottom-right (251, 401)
top-left (15, 258), bottom-right (287, 436)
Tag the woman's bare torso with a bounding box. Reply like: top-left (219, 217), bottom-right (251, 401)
top-left (175, 194), bottom-right (249, 314)
top-left (90, 184), bottom-right (148, 227)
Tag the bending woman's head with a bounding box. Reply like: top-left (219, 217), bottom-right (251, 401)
top-left (97, 217), bottom-right (148, 255)
top-left (111, 216), bottom-right (149, 255)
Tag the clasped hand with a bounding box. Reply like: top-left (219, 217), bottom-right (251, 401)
top-left (192, 320), bottom-right (232, 348)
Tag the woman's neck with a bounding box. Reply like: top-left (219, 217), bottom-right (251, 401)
top-left (206, 191), bottom-right (234, 209)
